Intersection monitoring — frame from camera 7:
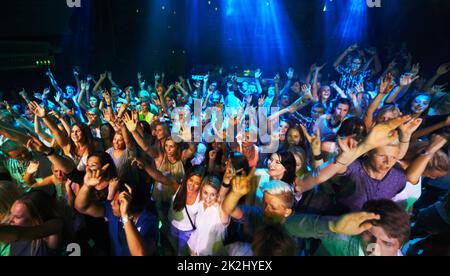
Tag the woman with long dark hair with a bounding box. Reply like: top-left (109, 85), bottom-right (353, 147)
top-left (128, 159), bottom-right (204, 256)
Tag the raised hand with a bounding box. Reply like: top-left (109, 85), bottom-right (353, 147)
top-left (155, 73), bottom-right (161, 82)
top-left (364, 115), bottom-right (412, 150)
top-left (430, 83), bottom-right (448, 95)
top-left (54, 91), bottom-right (61, 103)
top-left (258, 95), bottom-right (266, 107)
top-left (399, 117), bottom-right (422, 141)
top-left (80, 80), bottom-right (87, 91)
top-left (231, 167), bottom-right (256, 196)
top-left (119, 184), bottom-right (133, 217)
top-left (286, 67), bottom-right (295, 80)
top-left (26, 133), bottom-right (51, 154)
top-left (26, 161), bottom-right (40, 175)
top-left (19, 89), bottom-right (30, 103)
top-left (107, 178), bottom-right (120, 201)
top-left (123, 112), bottom-right (138, 132)
top-left (411, 63), bottom-right (420, 77)
top-left (102, 90), bottom-right (112, 104)
top-left (43, 88), bottom-right (51, 96)
top-left (355, 82), bottom-right (365, 93)
top-left (117, 103), bottom-right (128, 119)
top-left (107, 71), bottom-right (113, 80)
top-left (274, 73), bottom-right (281, 84)
top-left (130, 157), bottom-right (145, 170)
top-left (300, 125), bottom-right (321, 155)
top-left (387, 60), bottom-right (397, 70)
top-left (379, 73), bottom-right (396, 95)
top-left (28, 101), bottom-right (46, 118)
top-left (255, 68), bottom-right (262, 79)
top-left (347, 43), bottom-right (358, 52)
top-left (84, 164), bottom-right (110, 188)
top-left (244, 94), bottom-right (253, 106)
top-left (427, 134), bottom-right (448, 154)
top-left (193, 81), bottom-right (201, 89)
top-left (399, 73), bottom-right (419, 87)
top-left (86, 75), bottom-right (93, 83)
top-left (316, 63), bottom-right (327, 71)
top-left (329, 212), bottom-right (380, 236)
top-left (99, 72), bottom-right (107, 80)
top-left (48, 110), bottom-right (62, 120)
top-left (102, 109), bottom-right (112, 123)
top-left (301, 84), bottom-right (311, 94)
top-left (437, 63), bottom-right (450, 76)
top-left (137, 72), bottom-right (142, 80)
top-left (203, 72), bottom-right (210, 83)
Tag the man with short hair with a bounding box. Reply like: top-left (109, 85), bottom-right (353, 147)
top-left (314, 98), bottom-right (352, 141)
top-left (222, 173), bottom-right (296, 243)
top-left (286, 199), bottom-right (410, 256)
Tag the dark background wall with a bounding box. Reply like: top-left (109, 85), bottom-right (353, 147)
top-left (1, 0), bottom-right (450, 95)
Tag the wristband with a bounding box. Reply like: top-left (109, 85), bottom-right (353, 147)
top-left (314, 153), bottom-right (324, 161)
top-left (222, 182), bottom-right (231, 188)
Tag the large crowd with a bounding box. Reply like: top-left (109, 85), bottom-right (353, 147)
top-left (0, 43), bottom-right (449, 256)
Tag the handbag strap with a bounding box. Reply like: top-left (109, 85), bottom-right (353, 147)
top-left (184, 205), bottom-right (197, 231)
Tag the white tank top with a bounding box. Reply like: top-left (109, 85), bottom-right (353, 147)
top-left (169, 188), bottom-right (200, 231)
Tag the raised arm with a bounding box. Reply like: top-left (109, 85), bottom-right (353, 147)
top-left (93, 73), bottom-right (107, 94)
top-left (330, 81), bottom-right (348, 99)
top-left (363, 73), bottom-right (396, 130)
top-left (297, 116), bottom-right (411, 193)
top-left (123, 112), bottom-right (159, 158)
top-left (34, 114), bottom-right (54, 145)
top-left (0, 121), bottom-right (30, 145)
top-left (164, 84), bottom-right (175, 98)
top-left (0, 219), bottom-right (63, 243)
top-left (119, 185), bottom-right (152, 256)
top-left (385, 73), bottom-right (419, 104)
top-left (136, 72), bottom-right (145, 91)
top-left (407, 134), bottom-right (448, 185)
top-left (411, 115), bottom-right (450, 141)
top-left (74, 166), bottom-right (110, 218)
top-left (268, 96), bottom-right (308, 122)
top-left (25, 135), bottom-right (76, 175)
top-left (311, 65), bottom-right (322, 102)
top-left (107, 71), bottom-right (121, 89)
top-left (271, 74), bottom-right (281, 108)
top-left (364, 47), bottom-right (382, 76)
top-left (4, 101), bottom-right (35, 134)
top-left (28, 101), bottom-right (70, 149)
top-left (424, 63), bottom-right (450, 91)
top-left (130, 158), bottom-right (179, 192)
top-left (77, 80), bottom-right (90, 112)
top-left (221, 168), bottom-right (256, 220)
top-left (397, 117), bottom-right (423, 160)
top-left (255, 69), bottom-right (263, 94)
top-left (73, 68), bottom-right (81, 92)
top-left (300, 125), bottom-right (323, 169)
top-left (46, 69), bottom-right (64, 95)
top-left (334, 44), bottom-right (358, 70)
